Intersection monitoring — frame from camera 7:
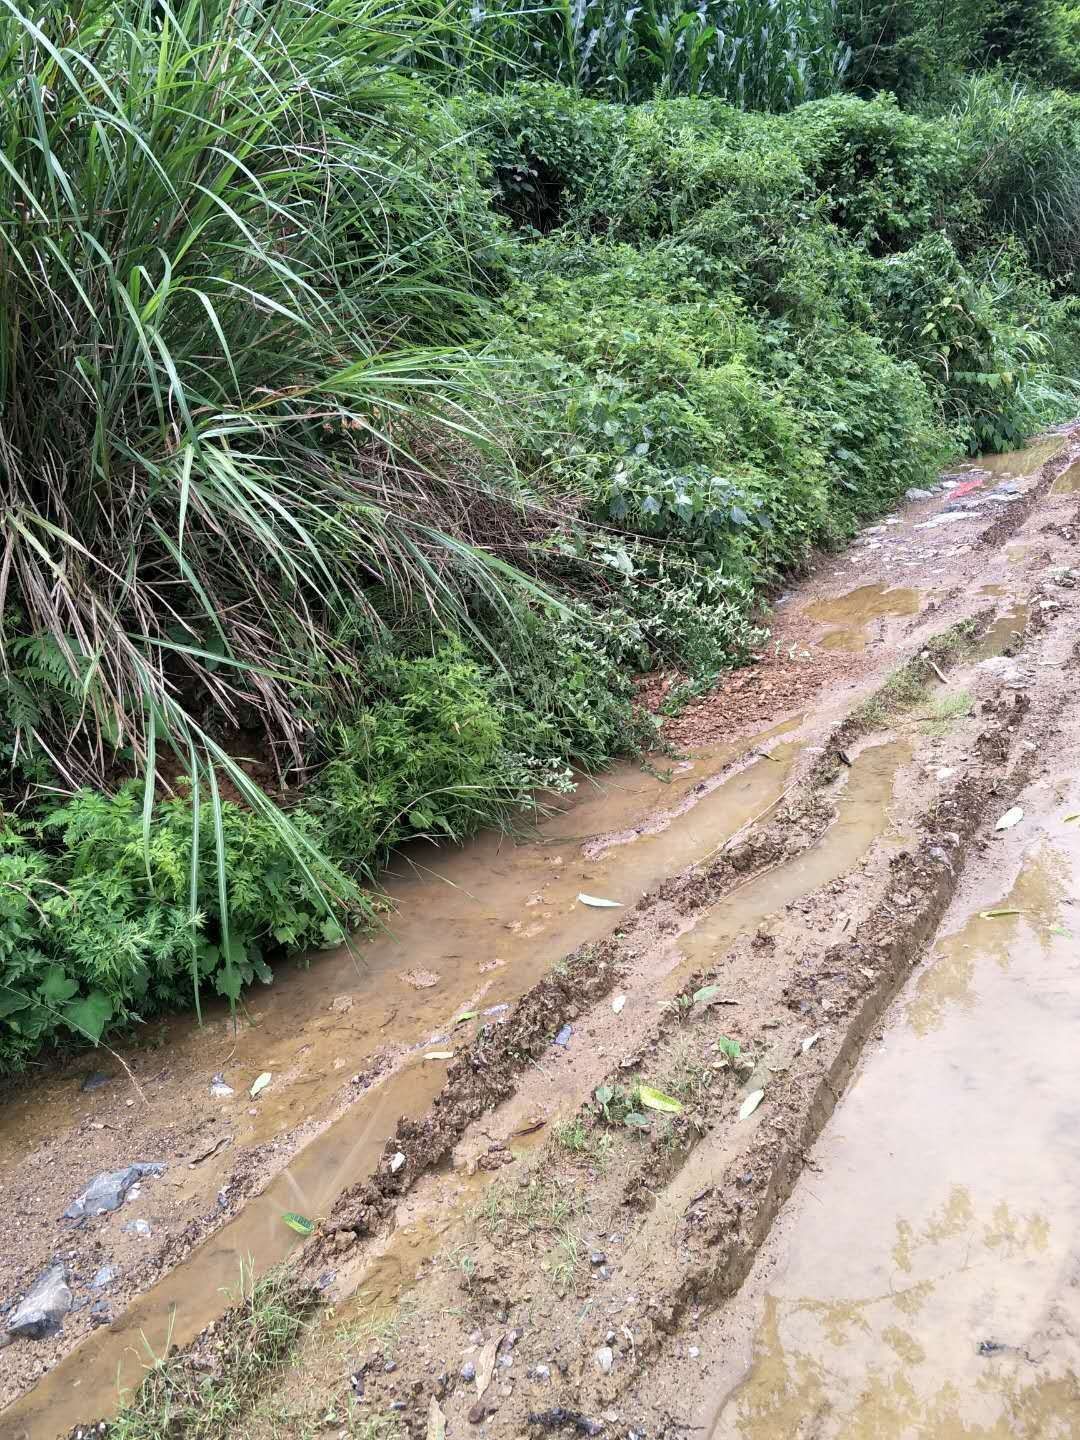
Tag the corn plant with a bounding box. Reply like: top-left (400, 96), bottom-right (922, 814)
top-left (438, 0), bottom-right (850, 108)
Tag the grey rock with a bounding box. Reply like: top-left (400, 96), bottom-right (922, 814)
top-left (209, 1074), bottom-right (234, 1098)
top-left (65, 1164), bottom-right (165, 1221)
top-left (904, 487), bottom-right (934, 501)
top-left (316, 1270), bottom-right (336, 1291)
top-left (8, 1264), bottom-right (72, 1339)
top-left (532, 1363), bottom-right (551, 1381)
top-left (589, 1251), bottom-right (606, 1266)
top-left (498, 1352), bottom-right (513, 1368)
top-left (123, 1219), bottom-right (151, 1238)
top-left (389, 1152), bottom-right (406, 1174)
top-left (90, 1265), bottom-right (117, 1290)
top-left (483, 1003), bottom-right (510, 1017)
top-left (460, 1360), bottom-right (476, 1382)
top-left (89, 1300), bottom-right (111, 1326)
top-left (689, 1345), bottom-right (701, 1359)
top-left (80, 1072), bottom-right (111, 1094)
top-left (595, 1345), bottom-right (614, 1375)
top-left (554, 1024), bottom-right (573, 1048)
top-left (383, 1360), bottom-right (397, 1374)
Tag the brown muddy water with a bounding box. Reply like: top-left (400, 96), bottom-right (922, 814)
top-left (1051, 459), bottom-right (1080, 494)
top-left (2, 725), bottom-right (805, 1437)
top-left (704, 831), bottom-right (1080, 1439)
top-left (805, 585), bottom-right (922, 653)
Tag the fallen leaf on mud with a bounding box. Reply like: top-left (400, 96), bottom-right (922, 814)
top-left (427, 1396), bottom-right (447, 1440)
top-left (739, 1089), bottom-right (765, 1120)
top-left (424, 1051), bottom-right (455, 1061)
top-left (624, 1111), bottom-right (651, 1130)
top-left (692, 984), bottom-right (720, 1005)
top-left (638, 1085), bottom-right (682, 1115)
top-left (980, 908), bottom-right (1023, 919)
top-left (282, 1212), bottom-right (314, 1236)
top-left (612, 994), bottom-right (627, 1014)
top-left (475, 1335), bottom-right (500, 1396)
top-left (401, 968), bottom-right (440, 989)
top-left (512, 1117), bottom-right (547, 1138)
top-left (454, 1010), bottom-right (479, 1026)
top-left (994, 806), bottom-right (1024, 832)
top-left (249, 1072), bottom-right (271, 1098)
top-left (577, 893), bottom-right (622, 908)
top-left (801, 1033), bottom-right (821, 1053)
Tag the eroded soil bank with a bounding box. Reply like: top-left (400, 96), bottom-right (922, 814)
top-left (4, 428), bottom-right (1080, 1438)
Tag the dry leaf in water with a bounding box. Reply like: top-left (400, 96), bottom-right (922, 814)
top-left (577, 893), bottom-right (622, 908)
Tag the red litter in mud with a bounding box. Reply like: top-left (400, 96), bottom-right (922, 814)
top-left (948, 477), bottom-right (987, 498)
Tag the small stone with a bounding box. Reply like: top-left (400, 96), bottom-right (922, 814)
top-left (499, 1382), bottom-right (514, 1398)
top-left (90, 1266), bottom-right (117, 1290)
top-left (554, 1024), bottom-right (573, 1048)
top-left (595, 1345), bottom-right (614, 1375)
top-left (209, 1074), bottom-right (234, 1098)
top-left (460, 1361), bottom-right (476, 1382)
top-left (590, 1251), bottom-right (606, 1266)
top-left (498, 1352), bottom-right (513, 1368)
top-left (390, 1152), bottom-right (406, 1174)
top-left (89, 1300), bottom-right (111, 1327)
top-left (7, 1264), bottom-right (72, 1339)
top-left (689, 1346), bottom-right (701, 1359)
top-left (532, 1364), bottom-right (551, 1381)
top-left (80, 1072), bottom-right (111, 1094)
top-left (383, 1361), bottom-right (397, 1374)
top-left (469, 1330), bottom-right (484, 1345)
top-left (123, 1219), bottom-right (151, 1238)
top-left (316, 1270), bottom-right (336, 1291)
top-left (65, 1164), bottom-right (165, 1221)
top-left (330, 994), bottom-right (354, 1014)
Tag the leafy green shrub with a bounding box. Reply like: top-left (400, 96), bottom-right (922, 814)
top-left (309, 648), bottom-right (518, 869)
top-left (836, 0), bottom-right (988, 100)
top-left (787, 94), bottom-right (956, 251)
top-left (865, 234), bottom-right (1071, 450)
top-left (0, 790), bottom-right (350, 1071)
top-left (767, 326), bottom-right (949, 524)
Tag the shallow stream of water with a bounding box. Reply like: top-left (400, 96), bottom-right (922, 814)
top-left (704, 830), bottom-right (1080, 1439)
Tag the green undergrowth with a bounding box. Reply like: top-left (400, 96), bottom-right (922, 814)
top-left (846, 620), bottom-right (982, 734)
top-left (104, 1269), bottom-right (316, 1440)
top-left (3, 0), bottom-right (1080, 1073)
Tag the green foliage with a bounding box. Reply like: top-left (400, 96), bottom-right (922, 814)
top-left (438, 0), bottom-right (848, 110)
top-left (786, 94), bottom-right (955, 251)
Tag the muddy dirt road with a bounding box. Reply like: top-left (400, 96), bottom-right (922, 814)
top-left (4, 429), bottom-right (1080, 1438)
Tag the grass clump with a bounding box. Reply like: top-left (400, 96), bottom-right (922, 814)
top-left (107, 1269), bottom-right (315, 1440)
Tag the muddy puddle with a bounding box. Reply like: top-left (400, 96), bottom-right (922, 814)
top-left (804, 585), bottom-right (921, 653)
top-left (976, 602), bottom-right (1030, 661)
top-left (0, 725), bottom-right (801, 1172)
top-left (703, 830), bottom-right (1080, 1439)
top-left (2, 726), bottom-right (809, 1436)
top-left (955, 435), bottom-right (1066, 482)
top-left (1051, 459), bottom-right (1080, 494)
top-left (666, 740), bottom-right (908, 990)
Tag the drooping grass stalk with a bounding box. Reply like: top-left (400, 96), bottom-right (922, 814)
top-left (0, 0), bottom-right (545, 1007)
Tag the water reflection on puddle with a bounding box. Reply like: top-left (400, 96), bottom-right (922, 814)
top-left (707, 838), bottom-right (1080, 1439)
